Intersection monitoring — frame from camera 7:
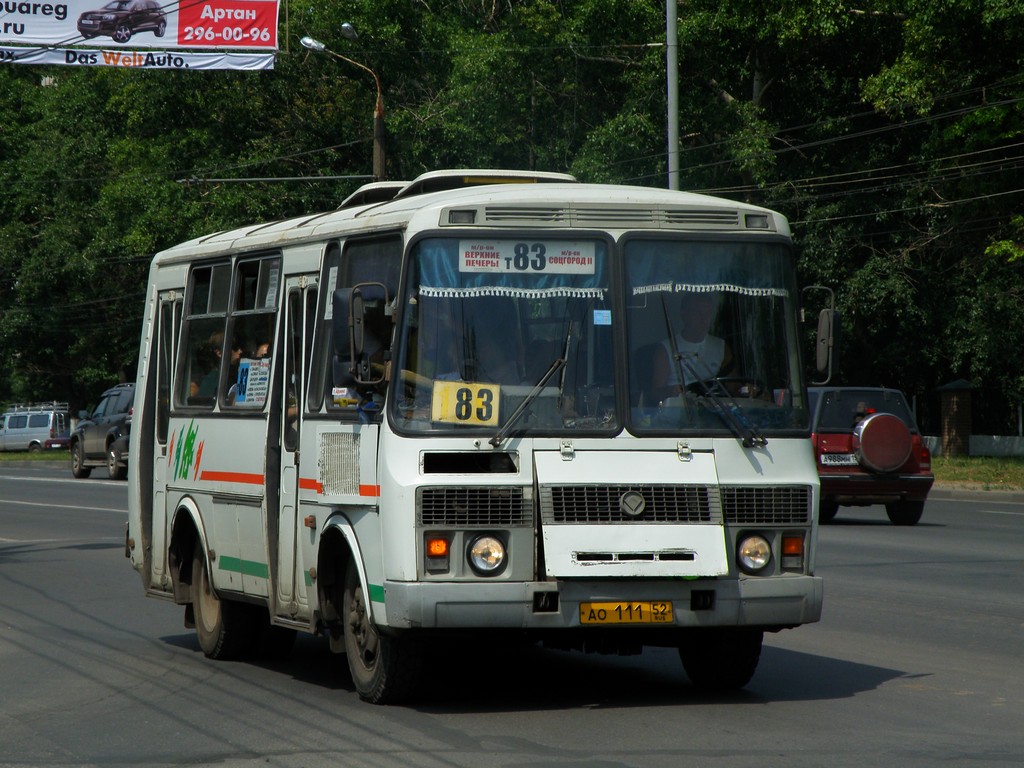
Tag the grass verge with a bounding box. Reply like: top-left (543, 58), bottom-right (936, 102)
top-left (931, 456), bottom-right (1024, 491)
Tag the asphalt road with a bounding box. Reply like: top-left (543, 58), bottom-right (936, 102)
top-left (1, 465), bottom-right (1022, 767)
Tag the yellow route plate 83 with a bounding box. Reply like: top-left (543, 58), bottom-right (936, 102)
top-left (431, 381), bottom-right (500, 426)
top-left (579, 601), bottom-right (673, 625)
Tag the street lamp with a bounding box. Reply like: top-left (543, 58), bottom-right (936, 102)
top-left (301, 29), bottom-right (386, 180)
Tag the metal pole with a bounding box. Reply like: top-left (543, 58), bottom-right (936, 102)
top-left (300, 35), bottom-right (386, 180)
top-left (372, 95), bottom-right (386, 181)
top-left (666, 0), bottom-right (679, 190)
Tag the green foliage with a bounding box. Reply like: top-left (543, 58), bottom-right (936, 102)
top-left (2, 0), bottom-right (1024, 432)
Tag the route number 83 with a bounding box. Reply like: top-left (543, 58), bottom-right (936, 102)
top-left (431, 381), bottom-right (500, 426)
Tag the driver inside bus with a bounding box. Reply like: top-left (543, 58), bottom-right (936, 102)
top-left (650, 290), bottom-right (734, 401)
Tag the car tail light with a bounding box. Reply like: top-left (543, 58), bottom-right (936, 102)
top-left (917, 442), bottom-right (931, 471)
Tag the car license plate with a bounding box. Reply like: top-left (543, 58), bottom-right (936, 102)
top-left (820, 453), bottom-right (858, 466)
top-left (579, 601), bottom-right (673, 625)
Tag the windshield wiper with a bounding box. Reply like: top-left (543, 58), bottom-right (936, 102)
top-left (489, 356), bottom-right (565, 447)
top-left (490, 321), bottom-right (573, 447)
top-left (659, 295), bottom-right (766, 449)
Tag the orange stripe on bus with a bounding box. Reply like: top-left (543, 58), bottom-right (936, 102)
top-left (296, 479), bottom-right (378, 497)
top-left (199, 470), bottom-right (266, 486)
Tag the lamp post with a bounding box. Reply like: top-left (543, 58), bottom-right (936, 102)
top-left (665, 1), bottom-right (679, 190)
top-left (301, 29), bottom-right (386, 180)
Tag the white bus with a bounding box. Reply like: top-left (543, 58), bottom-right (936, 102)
top-left (127, 169), bottom-right (825, 703)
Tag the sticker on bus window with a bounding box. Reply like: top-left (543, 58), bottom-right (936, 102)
top-left (458, 241), bottom-right (596, 275)
top-left (431, 381), bottom-right (500, 426)
top-left (233, 358), bottom-right (270, 407)
top-left (593, 309), bottom-right (611, 326)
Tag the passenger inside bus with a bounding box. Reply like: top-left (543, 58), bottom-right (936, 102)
top-left (647, 290), bottom-right (734, 403)
top-left (409, 297), bottom-right (524, 384)
top-left (197, 332), bottom-right (242, 400)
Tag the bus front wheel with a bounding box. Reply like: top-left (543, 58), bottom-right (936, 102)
top-left (679, 628), bottom-right (763, 690)
top-left (192, 542), bottom-right (255, 659)
top-left (343, 559), bottom-right (421, 704)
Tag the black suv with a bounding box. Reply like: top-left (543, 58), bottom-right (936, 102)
top-left (77, 0), bottom-right (167, 44)
top-left (70, 383), bottom-right (135, 480)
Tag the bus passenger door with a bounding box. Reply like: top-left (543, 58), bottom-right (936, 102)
top-left (274, 276), bottom-right (316, 613)
top-left (152, 296), bottom-right (180, 587)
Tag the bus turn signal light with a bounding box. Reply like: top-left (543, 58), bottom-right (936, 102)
top-left (425, 536), bottom-right (451, 573)
top-left (427, 538), bottom-right (449, 557)
top-left (782, 535), bottom-right (804, 571)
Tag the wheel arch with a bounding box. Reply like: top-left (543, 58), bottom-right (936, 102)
top-left (317, 514), bottom-right (371, 641)
top-left (168, 497), bottom-right (208, 606)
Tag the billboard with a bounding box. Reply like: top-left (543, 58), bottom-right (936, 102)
top-left (1, 44), bottom-right (274, 68)
top-left (0, 0), bottom-right (278, 69)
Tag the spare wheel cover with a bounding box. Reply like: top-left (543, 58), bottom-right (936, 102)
top-left (854, 412), bottom-right (912, 472)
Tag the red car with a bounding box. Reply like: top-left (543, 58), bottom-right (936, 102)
top-left (809, 386), bottom-right (933, 525)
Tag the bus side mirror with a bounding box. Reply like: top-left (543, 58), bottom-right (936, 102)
top-left (802, 285), bottom-right (839, 385)
top-left (332, 282), bottom-right (389, 388)
top-left (816, 308), bottom-right (834, 374)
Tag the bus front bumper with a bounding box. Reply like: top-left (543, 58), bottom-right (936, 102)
top-left (376, 574), bottom-right (823, 631)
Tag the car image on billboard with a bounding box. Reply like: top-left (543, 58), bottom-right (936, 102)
top-left (76, 0), bottom-right (167, 44)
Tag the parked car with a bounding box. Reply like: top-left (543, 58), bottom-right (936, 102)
top-left (0, 402), bottom-right (68, 452)
top-left (70, 383), bottom-right (135, 480)
top-left (107, 416), bottom-right (130, 479)
top-left (44, 434), bottom-right (71, 450)
top-left (76, 0), bottom-right (167, 44)
top-left (808, 386), bottom-right (933, 525)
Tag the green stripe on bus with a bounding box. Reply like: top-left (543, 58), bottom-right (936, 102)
top-left (369, 584), bottom-right (385, 603)
top-left (217, 556), bottom-right (269, 580)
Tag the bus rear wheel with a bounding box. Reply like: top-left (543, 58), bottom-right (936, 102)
top-left (192, 542), bottom-right (256, 659)
top-left (343, 559), bottom-right (421, 704)
top-left (679, 628), bottom-right (763, 691)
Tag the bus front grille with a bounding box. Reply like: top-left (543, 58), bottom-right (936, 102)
top-left (721, 486), bottom-right (812, 524)
top-left (538, 484), bottom-right (813, 526)
top-left (539, 485), bottom-right (719, 524)
top-left (418, 486), bottom-right (531, 527)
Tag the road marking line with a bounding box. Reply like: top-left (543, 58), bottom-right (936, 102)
top-left (0, 498), bottom-right (124, 514)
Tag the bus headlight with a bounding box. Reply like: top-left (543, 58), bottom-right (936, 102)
top-left (737, 535), bottom-right (772, 574)
top-left (467, 534), bottom-right (507, 576)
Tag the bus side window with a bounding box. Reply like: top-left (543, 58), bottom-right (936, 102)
top-left (312, 236), bottom-right (401, 415)
top-left (177, 263), bottom-right (231, 409)
top-left (178, 318), bottom-right (224, 408)
top-left (222, 256), bottom-right (280, 410)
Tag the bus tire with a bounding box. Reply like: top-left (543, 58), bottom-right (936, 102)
top-left (343, 559), bottom-right (421, 704)
top-left (192, 542), bottom-right (256, 660)
top-left (679, 629), bottom-right (763, 691)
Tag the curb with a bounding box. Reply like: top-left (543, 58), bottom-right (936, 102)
top-left (929, 485), bottom-right (1024, 503)
top-left (0, 460), bottom-right (70, 470)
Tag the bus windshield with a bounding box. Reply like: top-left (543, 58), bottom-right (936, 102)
top-left (392, 236), bottom-right (616, 435)
top-left (624, 238), bottom-right (808, 435)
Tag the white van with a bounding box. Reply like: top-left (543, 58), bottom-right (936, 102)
top-left (0, 403), bottom-right (69, 452)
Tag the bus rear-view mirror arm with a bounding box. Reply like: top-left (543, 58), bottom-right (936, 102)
top-left (332, 283), bottom-right (390, 388)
